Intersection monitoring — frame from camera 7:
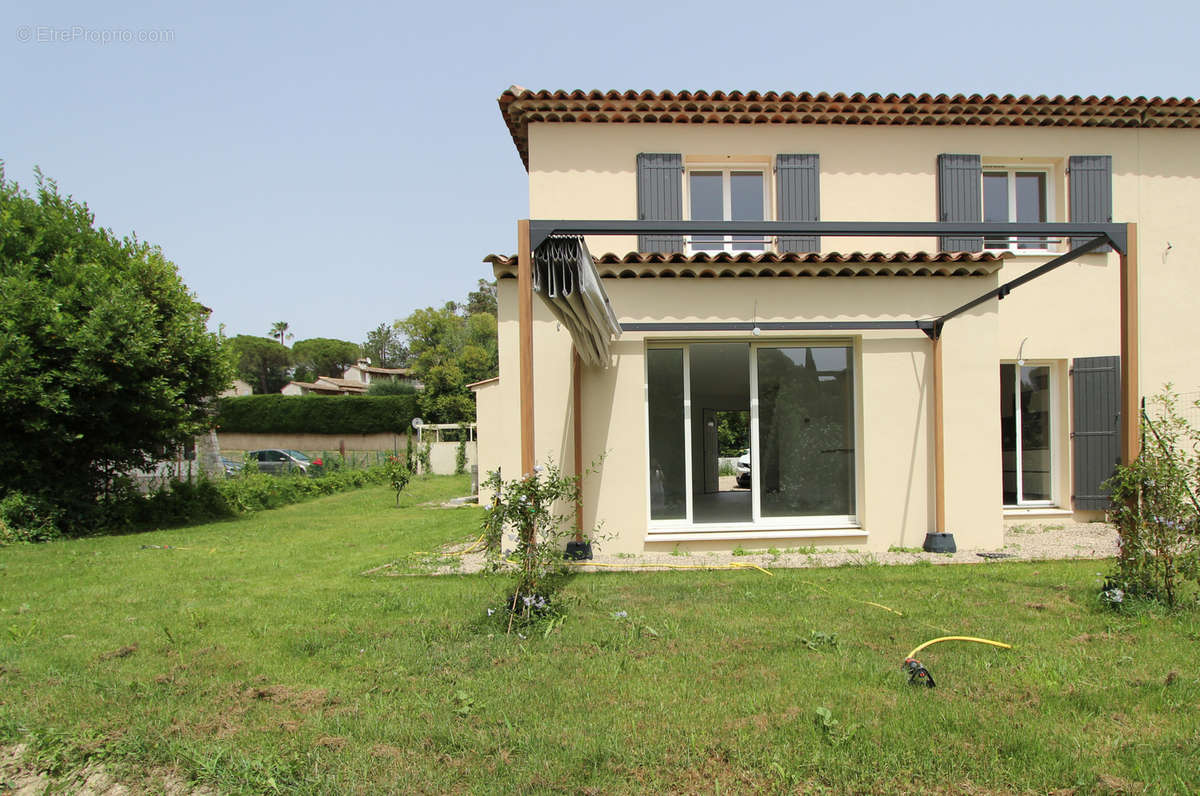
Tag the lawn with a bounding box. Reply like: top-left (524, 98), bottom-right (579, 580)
top-left (2, 476), bottom-right (1198, 794)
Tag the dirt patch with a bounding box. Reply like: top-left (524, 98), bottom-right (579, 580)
top-left (371, 744), bottom-right (404, 759)
top-left (1, 743), bottom-right (217, 795)
top-left (98, 644), bottom-right (138, 661)
top-left (1094, 773), bottom-right (1146, 794)
top-left (314, 735), bottom-right (346, 749)
top-left (242, 684), bottom-right (332, 713)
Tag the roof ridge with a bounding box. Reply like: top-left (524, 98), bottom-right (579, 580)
top-left (498, 89), bottom-right (1200, 169)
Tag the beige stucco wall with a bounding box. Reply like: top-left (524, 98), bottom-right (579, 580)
top-left (527, 122), bottom-right (1200, 399)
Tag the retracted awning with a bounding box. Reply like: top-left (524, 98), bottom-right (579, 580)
top-left (531, 235), bottom-right (621, 367)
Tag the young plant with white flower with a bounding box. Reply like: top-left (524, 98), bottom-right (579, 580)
top-left (480, 461), bottom-right (590, 628)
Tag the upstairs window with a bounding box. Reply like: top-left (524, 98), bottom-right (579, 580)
top-left (983, 168), bottom-right (1052, 251)
top-left (686, 168), bottom-right (768, 253)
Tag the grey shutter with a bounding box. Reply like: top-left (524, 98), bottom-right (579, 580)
top-left (937, 154), bottom-right (982, 252)
top-left (776, 154), bottom-right (820, 252)
top-left (636, 153), bottom-right (683, 253)
top-left (1071, 355), bottom-right (1121, 510)
top-left (1069, 155), bottom-right (1113, 251)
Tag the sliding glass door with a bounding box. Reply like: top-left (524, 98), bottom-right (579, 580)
top-left (646, 341), bottom-right (857, 527)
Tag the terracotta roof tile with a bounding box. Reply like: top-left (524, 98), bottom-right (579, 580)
top-left (485, 250), bottom-right (1006, 279)
top-left (498, 87), bottom-right (1200, 168)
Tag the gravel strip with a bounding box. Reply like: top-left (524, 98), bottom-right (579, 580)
top-left (424, 517), bottom-right (1118, 575)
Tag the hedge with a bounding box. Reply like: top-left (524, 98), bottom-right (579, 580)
top-left (214, 394), bottom-right (418, 434)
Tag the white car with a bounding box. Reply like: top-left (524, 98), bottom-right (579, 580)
top-left (735, 451), bottom-right (751, 489)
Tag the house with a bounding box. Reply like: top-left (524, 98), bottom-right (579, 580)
top-left (475, 88), bottom-right (1200, 555)
top-left (281, 377), bottom-right (368, 396)
top-left (281, 359), bottom-right (419, 395)
top-left (343, 359), bottom-right (421, 389)
top-left (219, 378), bottom-right (254, 398)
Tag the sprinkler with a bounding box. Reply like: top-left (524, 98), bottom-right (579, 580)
top-left (902, 636), bottom-right (1011, 688)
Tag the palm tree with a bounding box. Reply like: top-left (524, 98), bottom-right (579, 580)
top-left (269, 321), bottom-right (292, 346)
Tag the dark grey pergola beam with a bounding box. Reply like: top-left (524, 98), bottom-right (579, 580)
top-left (528, 220), bottom-right (1129, 255)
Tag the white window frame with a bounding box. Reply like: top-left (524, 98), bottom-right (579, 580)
top-left (981, 164), bottom-right (1056, 254)
top-left (1001, 360), bottom-right (1059, 508)
top-left (643, 338), bottom-right (861, 537)
top-left (683, 165), bottom-right (772, 255)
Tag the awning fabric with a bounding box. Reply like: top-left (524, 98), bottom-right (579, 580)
top-left (532, 236), bottom-right (621, 367)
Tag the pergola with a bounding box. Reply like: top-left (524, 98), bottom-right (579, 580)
top-left (513, 219), bottom-right (1139, 548)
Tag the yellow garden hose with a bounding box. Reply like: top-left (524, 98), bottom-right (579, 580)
top-left (906, 635), bottom-right (1011, 660)
top-left (904, 636), bottom-right (1012, 688)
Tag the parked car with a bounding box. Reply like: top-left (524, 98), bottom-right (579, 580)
top-left (735, 450), bottom-right (751, 489)
top-left (220, 456), bottom-right (244, 477)
top-left (246, 449), bottom-right (317, 475)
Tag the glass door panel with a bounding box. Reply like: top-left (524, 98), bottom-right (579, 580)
top-left (755, 345), bottom-right (855, 517)
top-left (1000, 363), bottom-right (1052, 505)
top-left (647, 348), bottom-right (687, 520)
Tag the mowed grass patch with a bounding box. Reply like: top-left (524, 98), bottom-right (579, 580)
top-left (0, 481), bottom-right (1197, 793)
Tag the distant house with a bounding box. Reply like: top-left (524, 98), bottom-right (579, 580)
top-left (280, 359), bottom-right (419, 395)
top-left (343, 359), bottom-right (421, 389)
top-left (218, 378), bottom-right (253, 398)
top-left (281, 376), bottom-right (368, 396)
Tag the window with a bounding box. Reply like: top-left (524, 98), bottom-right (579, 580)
top-left (646, 341), bottom-right (857, 528)
top-left (983, 168), bottom-right (1051, 251)
top-left (686, 168), bottom-right (768, 253)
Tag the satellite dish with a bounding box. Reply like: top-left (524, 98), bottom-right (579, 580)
top-left (411, 417), bottom-right (424, 429)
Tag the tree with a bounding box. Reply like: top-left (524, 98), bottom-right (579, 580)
top-left (362, 322), bottom-right (410, 368)
top-left (269, 320), bottom-right (292, 346)
top-left (226, 335), bottom-right (292, 394)
top-left (291, 337), bottom-right (361, 382)
top-left (396, 303), bottom-right (488, 423)
top-left (0, 168), bottom-right (230, 528)
top-left (465, 278), bottom-right (497, 317)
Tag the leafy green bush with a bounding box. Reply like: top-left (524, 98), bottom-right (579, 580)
top-left (64, 466), bottom-right (393, 536)
top-left (0, 492), bottom-right (63, 544)
top-left (1105, 388), bottom-right (1200, 608)
top-left (0, 168), bottom-right (229, 531)
top-left (214, 395), bottom-right (417, 434)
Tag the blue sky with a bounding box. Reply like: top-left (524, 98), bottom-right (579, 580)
top-left (4, 0), bottom-right (1197, 344)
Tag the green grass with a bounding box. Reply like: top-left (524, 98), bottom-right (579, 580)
top-left (2, 477), bottom-right (1199, 793)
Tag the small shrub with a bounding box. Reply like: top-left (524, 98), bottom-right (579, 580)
top-left (384, 456), bottom-right (412, 506)
top-left (0, 492), bottom-right (63, 544)
top-left (481, 461), bottom-right (586, 629)
top-left (417, 439), bottom-right (432, 475)
top-left (455, 428), bottom-right (467, 476)
top-left (1105, 388), bottom-right (1200, 608)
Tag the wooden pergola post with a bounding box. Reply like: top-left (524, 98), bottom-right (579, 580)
top-left (932, 334), bottom-right (946, 535)
top-left (1120, 223), bottom-right (1140, 465)
top-left (517, 219), bottom-right (534, 477)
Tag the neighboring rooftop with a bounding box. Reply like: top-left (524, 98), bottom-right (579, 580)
top-left (485, 250), bottom-right (1007, 280)
top-left (498, 87), bottom-right (1200, 168)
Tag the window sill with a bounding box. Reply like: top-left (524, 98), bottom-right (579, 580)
top-left (1002, 506), bottom-right (1073, 519)
top-left (646, 525), bottom-right (866, 543)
